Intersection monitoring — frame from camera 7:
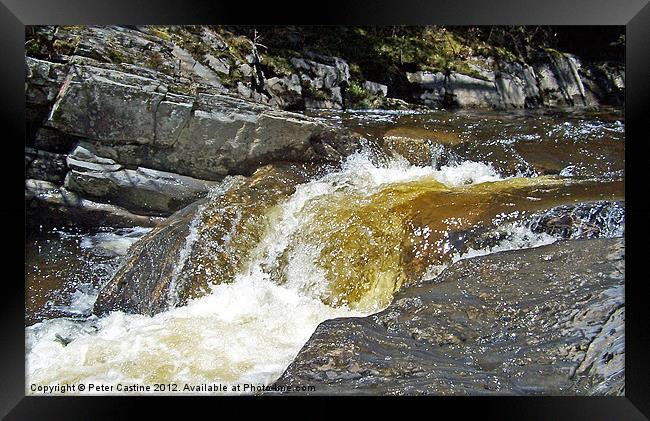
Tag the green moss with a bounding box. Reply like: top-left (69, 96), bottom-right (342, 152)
top-left (52, 37), bottom-right (79, 56)
top-left (106, 44), bottom-right (133, 64)
top-left (346, 80), bottom-right (371, 108)
top-left (219, 67), bottom-right (247, 89)
top-left (149, 27), bottom-right (171, 41)
top-left (168, 83), bottom-right (195, 96)
top-left (261, 53), bottom-right (295, 77)
top-left (349, 63), bottom-right (363, 80)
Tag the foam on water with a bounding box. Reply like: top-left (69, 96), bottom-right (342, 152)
top-left (79, 227), bottom-right (152, 256)
top-left (27, 275), bottom-right (362, 392)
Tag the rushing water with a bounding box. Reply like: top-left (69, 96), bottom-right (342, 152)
top-left (25, 108), bottom-right (624, 394)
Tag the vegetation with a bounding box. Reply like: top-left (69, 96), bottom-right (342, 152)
top-left (25, 25), bottom-right (624, 110)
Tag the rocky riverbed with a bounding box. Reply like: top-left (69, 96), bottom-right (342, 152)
top-left (25, 25), bottom-right (625, 396)
top-left (272, 238), bottom-right (624, 395)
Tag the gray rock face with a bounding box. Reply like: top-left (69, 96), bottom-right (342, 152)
top-left (25, 57), bottom-right (68, 123)
top-left (291, 54), bottom-right (350, 109)
top-left (264, 75), bottom-right (303, 109)
top-left (534, 53), bottom-right (594, 107)
top-left (64, 145), bottom-right (218, 216)
top-left (273, 238), bottom-right (624, 395)
top-left (407, 52), bottom-right (622, 109)
top-left (407, 68), bottom-right (540, 109)
top-left (39, 62), bottom-right (359, 182)
top-left (363, 81), bottom-right (388, 97)
top-left (170, 44), bottom-right (224, 89)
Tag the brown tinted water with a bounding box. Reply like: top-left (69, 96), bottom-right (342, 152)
top-left (25, 108), bottom-right (625, 390)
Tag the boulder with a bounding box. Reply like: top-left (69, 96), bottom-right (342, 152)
top-left (534, 52), bottom-right (598, 107)
top-left (93, 163), bottom-right (315, 316)
top-left (363, 81), bottom-right (388, 97)
top-left (264, 75), bottom-right (303, 109)
top-left (407, 70), bottom-right (501, 108)
top-left (291, 54), bottom-right (350, 109)
top-left (25, 57), bottom-right (68, 123)
top-left (63, 145), bottom-right (218, 216)
top-left (34, 61), bottom-right (360, 181)
top-left (527, 201), bottom-right (625, 239)
top-left (272, 238), bottom-right (625, 395)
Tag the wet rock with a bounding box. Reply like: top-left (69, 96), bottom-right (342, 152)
top-left (64, 145), bottom-right (218, 216)
top-left (381, 127), bottom-right (462, 167)
top-left (92, 196), bottom-right (206, 316)
top-left (25, 179), bottom-right (163, 228)
top-left (35, 62), bottom-right (360, 181)
top-left (272, 238), bottom-right (625, 395)
top-left (93, 163), bottom-right (316, 316)
top-left (527, 201), bottom-right (625, 239)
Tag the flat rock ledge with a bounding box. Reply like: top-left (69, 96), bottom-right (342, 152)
top-left (270, 237), bottom-right (624, 395)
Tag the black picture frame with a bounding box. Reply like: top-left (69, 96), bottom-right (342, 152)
top-left (5, 0), bottom-right (649, 418)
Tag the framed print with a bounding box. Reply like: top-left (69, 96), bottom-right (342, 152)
top-left (3, 0), bottom-right (649, 418)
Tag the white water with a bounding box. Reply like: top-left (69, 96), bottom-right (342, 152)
top-left (25, 150), bottom-right (577, 394)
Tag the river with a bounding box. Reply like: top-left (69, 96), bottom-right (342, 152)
top-left (25, 107), bottom-right (625, 394)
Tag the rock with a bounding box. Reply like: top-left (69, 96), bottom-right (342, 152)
top-left (25, 57), bottom-right (68, 124)
top-left (170, 45), bottom-right (223, 89)
top-left (25, 147), bottom-right (67, 184)
top-left (534, 52), bottom-right (597, 107)
top-left (446, 72), bottom-right (503, 107)
top-left (527, 201), bottom-right (625, 239)
top-left (93, 163), bottom-right (316, 316)
top-left (239, 63), bottom-right (253, 77)
top-left (577, 62), bottom-right (625, 107)
top-left (291, 54), bottom-right (350, 109)
top-left (34, 61), bottom-right (360, 181)
top-left (407, 70), bottom-right (502, 108)
top-left (25, 57), bottom-right (68, 108)
top-left (406, 52), bottom-right (618, 109)
top-left (28, 127), bottom-right (80, 154)
top-left (272, 238), bottom-right (625, 395)
top-left (92, 196), bottom-right (207, 316)
top-left (205, 54), bottom-right (231, 75)
top-left (303, 96), bottom-right (344, 110)
top-left (264, 75), bottom-right (303, 109)
top-left (363, 81), bottom-right (388, 97)
top-left (381, 127), bottom-right (463, 166)
top-left (495, 61), bottom-right (541, 108)
top-left (63, 145), bottom-right (218, 216)
top-left (25, 179), bottom-right (163, 228)
top-left (199, 28), bottom-right (227, 51)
